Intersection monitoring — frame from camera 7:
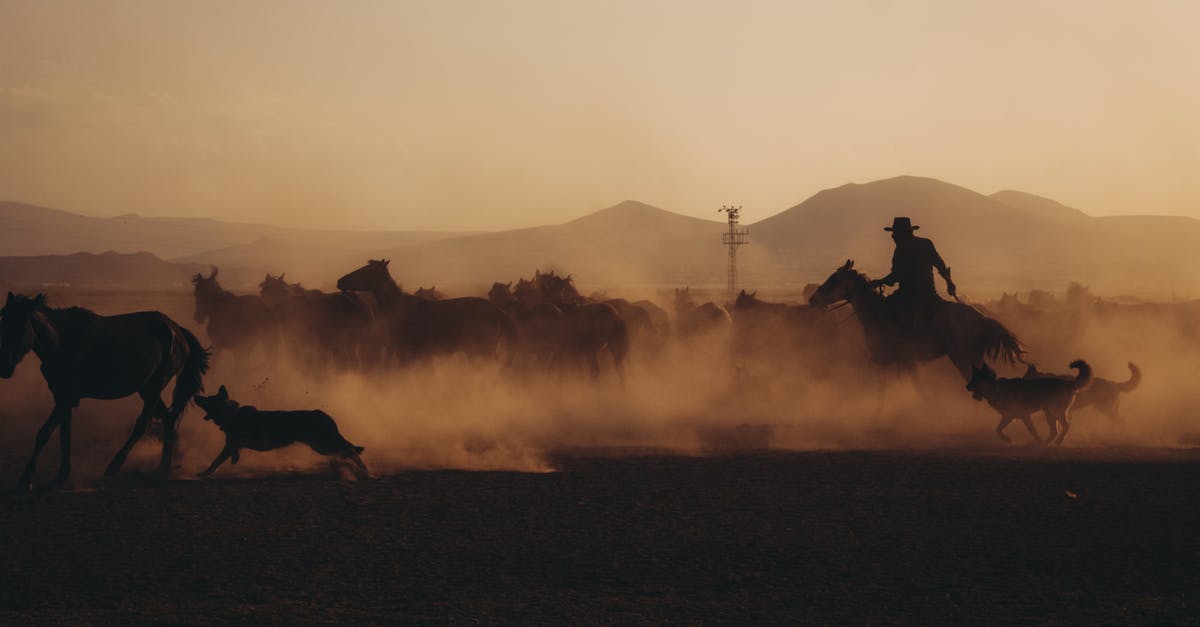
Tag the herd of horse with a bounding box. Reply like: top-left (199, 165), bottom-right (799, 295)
top-left (1, 258), bottom-right (1032, 487)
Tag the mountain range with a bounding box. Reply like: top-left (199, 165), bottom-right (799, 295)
top-left (3, 176), bottom-right (1198, 297)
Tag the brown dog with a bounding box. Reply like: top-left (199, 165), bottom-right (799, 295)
top-left (194, 386), bottom-right (368, 478)
top-left (966, 360), bottom-right (1092, 445)
top-left (1024, 361), bottom-right (1140, 421)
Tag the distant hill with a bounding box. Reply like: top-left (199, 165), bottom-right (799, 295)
top-left (750, 176), bottom-right (1200, 297)
top-left (375, 200), bottom-right (764, 292)
top-left (0, 201), bottom-right (468, 285)
top-left (0, 251), bottom-right (213, 289)
top-left (988, 190), bottom-right (1090, 223)
top-left (5, 179), bottom-right (1199, 298)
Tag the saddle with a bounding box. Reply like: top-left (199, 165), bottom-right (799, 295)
top-left (882, 290), bottom-right (947, 338)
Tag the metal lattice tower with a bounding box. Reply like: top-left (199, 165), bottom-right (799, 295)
top-left (719, 205), bottom-right (749, 304)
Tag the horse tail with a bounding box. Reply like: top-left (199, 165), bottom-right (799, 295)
top-left (170, 327), bottom-right (211, 418)
top-left (978, 315), bottom-right (1025, 365)
top-left (1068, 359), bottom-right (1093, 390)
top-left (1118, 362), bottom-right (1141, 392)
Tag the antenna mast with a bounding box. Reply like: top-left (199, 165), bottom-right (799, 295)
top-left (719, 205), bottom-right (749, 305)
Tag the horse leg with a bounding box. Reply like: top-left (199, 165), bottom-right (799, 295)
top-left (105, 398), bottom-right (157, 477)
top-left (156, 408), bottom-right (181, 478)
top-left (19, 403), bottom-right (71, 489)
top-left (586, 350), bottom-right (601, 380)
top-left (611, 347), bottom-right (626, 386)
top-left (53, 410), bottom-right (73, 485)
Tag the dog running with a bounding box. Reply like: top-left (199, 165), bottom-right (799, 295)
top-left (1024, 361), bottom-right (1140, 422)
top-left (193, 385), bottom-right (369, 478)
top-left (966, 360), bottom-right (1092, 445)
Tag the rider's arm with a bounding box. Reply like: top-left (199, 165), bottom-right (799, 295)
top-left (928, 240), bottom-right (957, 295)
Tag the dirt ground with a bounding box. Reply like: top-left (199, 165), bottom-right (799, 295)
top-left (2, 445), bottom-right (1198, 624)
top-left (3, 288), bottom-right (1199, 623)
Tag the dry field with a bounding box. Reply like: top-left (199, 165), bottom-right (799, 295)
top-left (2, 287), bottom-right (1199, 624)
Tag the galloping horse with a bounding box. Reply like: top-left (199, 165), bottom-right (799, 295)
top-left (259, 274), bottom-right (378, 370)
top-left (518, 269), bottom-right (660, 349)
top-left (672, 287), bottom-right (731, 338)
top-left (336, 260), bottom-right (515, 365)
top-left (414, 286), bottom-right (445, 301)
top-left (731, 289), bottom-right (840, 371)
top-left (490, 281), bottom-right (629, 380)
top-left (0, 293), bottom-right (209, 487)
top-left (808, 260), bottom-right (1024, 379)
top-left (192, 267), bottom-right (276, 361)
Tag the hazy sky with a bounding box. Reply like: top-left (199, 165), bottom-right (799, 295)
top-left (1, 1), bottom-right (1197, 230)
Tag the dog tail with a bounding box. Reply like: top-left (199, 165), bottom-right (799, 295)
top-left (1068, 359), bottom-right (1093, 390)
top-left (1118, 361), bottom-right (1141, 392)
top-left (171, 327), bottom-right (211, 418)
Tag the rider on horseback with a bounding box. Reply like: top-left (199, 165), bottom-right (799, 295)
top-left (868, 217), bottom-right (957, 330)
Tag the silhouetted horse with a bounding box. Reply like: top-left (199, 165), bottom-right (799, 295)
top-left (490, 281), bottom-right (564, 369)
top-left (672, 287), bottom-right (732, 338)
top-left (808, 260), bottom-right (1024, 379)
top-left (192, 267), bottom-right (276, 361)
top-left (0, 293), bottom-right (209, 487)
top-left (414, 286), bottom-right (445, 301)
top-left (732, 289), bottom-right (840, 371)
top-left (517, 270), bottom-right (661, 350)
top-left (336, 260), bottom-right (515, 365)
top-left (490, 281), bottom-right (629, 379)
top-left (259, 274), bottom-right (378, 370)
top-left (633, 299), bottom-right (671, 337)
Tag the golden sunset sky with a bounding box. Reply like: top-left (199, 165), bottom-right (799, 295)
top-left (1, 1), bottom-right (1197, 230)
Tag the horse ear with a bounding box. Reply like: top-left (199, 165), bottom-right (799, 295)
top-left (382, 259), bottom-right (389, 266)
top-left (34, 293), bottom-right (46, 307)
top-left (6, 292), bottom-right (13, 306)
top-left (209, 266), bottom-right (218, 279)
top-left (506, 281), bottom-right (512, 287)
top-left (751, 290), bottom-right (757, 297)
top-left (217, 385), bottom-right (228, 400)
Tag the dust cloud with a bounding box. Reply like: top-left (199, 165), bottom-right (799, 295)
top-left (0, 281), bottom-right (1197, 483)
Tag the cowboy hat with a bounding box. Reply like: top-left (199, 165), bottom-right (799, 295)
top-left (884, 217), bottom-right (919, 232)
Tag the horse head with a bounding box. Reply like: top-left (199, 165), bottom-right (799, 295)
top-left (809, 260), bottom-right (867, 307)
top-left (191, 267), bottom-right (224, 324)
top-left (537, 272), bottom-right (581, 305)
top-left (0, 292), bottom-right (48, 378)
top-left (259, 273), bottom-right (294, 305)
top-left (673, 286), bottom-right (694, 310)
top-left (513, 277), bottom-right (540, 305)
top-left (488, 282), bottom-right (517, 307)
top-left (734, 289), bottom-right (759, 309)
top-left (415, 286), bottom-right (443, 301)
top-left (337, 259), bottom-right (395, 294)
